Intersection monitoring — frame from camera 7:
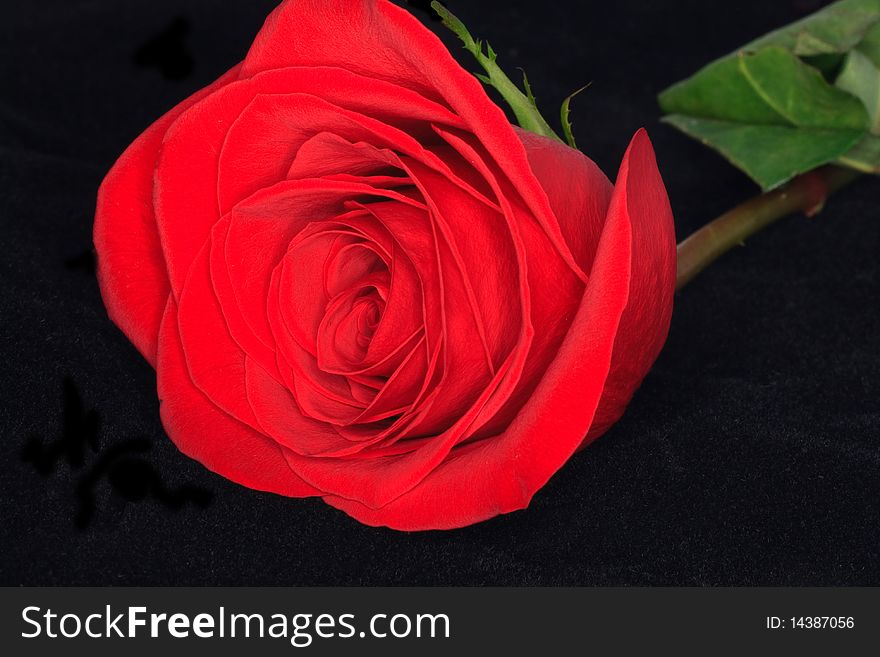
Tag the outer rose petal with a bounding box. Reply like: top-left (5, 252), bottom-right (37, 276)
top-left (324, 160), bottom-right (637, 530)
top-left (239, 0), bottom-right (587, 282)
top-left (94, 64), bottom-right (241, 365)
top-left (585, 130), bottom-right (676, 443)
top-left (157, 297), bottom-right (321, 498)
top-left (516, 128), bottom-right (614, 272)
top-left (153, 66), bottom-right (468, 298)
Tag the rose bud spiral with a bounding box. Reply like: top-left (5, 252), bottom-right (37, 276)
top-left (94, 0), bottom-right (675, 530)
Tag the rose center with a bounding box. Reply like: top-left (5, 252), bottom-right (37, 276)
top-left (314, 237), bottom-right (391, 372)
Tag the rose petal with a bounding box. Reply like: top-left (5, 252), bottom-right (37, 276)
top-left (157, 297), bottom-right (321, 497)
top-left (323, 150), bottom-right (636, 528)
top-left (244, 357), bottom-right (377, 458)
top-left (218, 178), bottom-right (424, 379)
top-left (584, 129), bottom-right (676, 443)
top-left (241, 0), bottom-right (587, 282)
top-left (218, 69), bottom-right (463, 212)
top-left (94, 64), bottom-right (241, 364)
top-left (431, 126), bottom-right (586, 439)
top-left (155, 66), bottom-right (453, 297)
top-left (177, 238), bottom-right (259, 427)
top-left (516, 127), bottom-right (614, 273)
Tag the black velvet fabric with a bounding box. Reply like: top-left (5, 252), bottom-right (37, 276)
top-left (2, 0), bottom-right (877, 585)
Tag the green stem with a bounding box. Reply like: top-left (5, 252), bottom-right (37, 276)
top-left (676, 166), bottom-right (861, 290)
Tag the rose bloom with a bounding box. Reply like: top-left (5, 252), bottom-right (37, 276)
top-left (94, 0), bottom-right (675, 530)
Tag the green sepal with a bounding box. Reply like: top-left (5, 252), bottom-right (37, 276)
top-left (431, 1), bottom-right (561, 141)
top-left (560, 85), bottom-right (590, 150)
top-left (519, 69), bottom-right (539, 110)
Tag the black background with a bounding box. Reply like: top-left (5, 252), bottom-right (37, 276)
top-left (1, 0), bottom-right (877, 585)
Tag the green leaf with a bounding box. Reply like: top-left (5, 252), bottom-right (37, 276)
top-left (834, 21), bottom-right (880, 134)
top-left (663, 115), bottom-right (863, 189)
top-left (660, 47), bottom-right (869, 188)
top-left (659, 55), bottom-right (786, 125)
top-left (802, 53), bottom-right (847, 79)
top-left (740, 48), bottom-right (869, 129)
top-left (658, 0), bottom-right (880, 188)
top-left (838, 133), bottom-right (880, 170)
top-left (836, 48), bottom-right (880, 132)
top-left (745, 0), bottom-right (880, 56)
top-left (430, 1), bottom-right (561, 141)
top-left (661, 47), bottom-right (869, 129)
top-left (854, 19), bottom-right (880, 65)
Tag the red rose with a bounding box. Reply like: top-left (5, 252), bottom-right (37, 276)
top-left (94, 0), bottom-right (675, 530)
